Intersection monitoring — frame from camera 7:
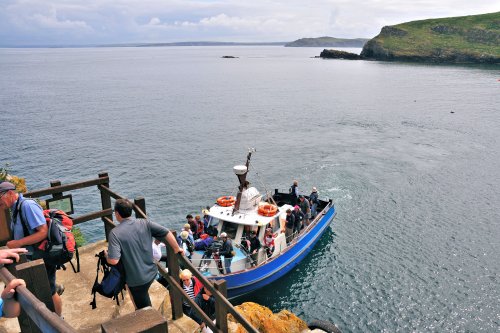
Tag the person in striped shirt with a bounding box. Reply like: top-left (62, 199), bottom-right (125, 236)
top-left (179, 269), bottom-right (203, 316)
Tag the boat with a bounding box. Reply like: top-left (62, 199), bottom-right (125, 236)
top-left (191, 149), bottom-right (336, 299)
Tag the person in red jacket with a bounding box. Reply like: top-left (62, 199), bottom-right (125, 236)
top-left (179, 269), bottom-right (203, 315)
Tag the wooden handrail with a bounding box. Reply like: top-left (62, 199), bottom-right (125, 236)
top-left (23, 176), bottom-right (109, 198)
top-left (158, 253), bottom-right (259, 333)
top-left (72, 208), bottom-right (113, 225)
top-left (98, 184), bottom-right (124, 200)
top-left (0, 267), bottom-right (76, 333)
top-left (157, 266), bottom-right (222, 333)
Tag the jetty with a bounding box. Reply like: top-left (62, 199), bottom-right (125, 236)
top-left (0, 173), bottom-right (259, 333)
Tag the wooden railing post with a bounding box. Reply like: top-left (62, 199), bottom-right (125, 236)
top-left (166, 231), bottom-right (183, 320)
top-left (134, 197), bottom-right (146, 218)
top-left (16, 259), bottom-right (56, 333)
top-left (98, 173), bottom-right (113, 241)
top-left (50, 180), bottom-right (62, 199)
top-left (214, 280), bottom-right (228, 332)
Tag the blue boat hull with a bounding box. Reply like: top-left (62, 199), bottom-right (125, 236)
top-left (211, 204), bottom-right (336, 298)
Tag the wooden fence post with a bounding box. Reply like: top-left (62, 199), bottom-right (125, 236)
top-left (214, 280), bottom-right (228, 332)
top-left (166, 231), bottom-right (183, 320)
top-left (16, 259), bottom-right (56, 333)
top-left (134, 197), bottom-right (146, 218)
top-left (98, 173), bottom-right (113, 241)
top-left (50, 180), bottom-right (62, 199)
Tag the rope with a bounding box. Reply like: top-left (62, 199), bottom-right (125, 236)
top-left (249, 161), bottom-right (278, 206)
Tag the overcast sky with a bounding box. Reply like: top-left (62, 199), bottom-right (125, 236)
top-left (0, 0), bottom-right (498, 46)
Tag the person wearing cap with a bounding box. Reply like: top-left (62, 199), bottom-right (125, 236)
top-left (179, 230), bottom-right (194, 259)
top-left (219, 232), bottom-right (234, 274)
top-left (289, 180), bottom-right (299, 206)
top-left (0, 181), bottom-right (64, 316)
top-left (105, 198), bottom-right (183, 310)
top-left (248, 230), bottom-right (261, 267)
top-left (309, 187), bottom-right (319, 219)
top-left (202, 208), bottom-right (212, 230)
top-left (180, 223), bottom-right (195, 244)
top-left (299, 195), bottom-right (311, 227)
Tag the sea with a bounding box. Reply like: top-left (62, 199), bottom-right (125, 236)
top-left (1, 46), bottom-right (499, 332)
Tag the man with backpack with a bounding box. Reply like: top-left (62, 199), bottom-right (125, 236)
top-left (0, 181), bottom-right (63, 316)
top-left (105, 198), bottom-right (183, 310)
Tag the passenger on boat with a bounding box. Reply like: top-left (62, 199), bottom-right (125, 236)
top-left (249, 230), bottom-right (261, 266)
top-left (202, 208), bottom-right (212, 230)
top-left (264, 228), bottom-right (275, 257)
top-left (299, 195), bottom-right (311, 226)
top-left (219, 232), bottom-right (234, 274)
top-left (289, 180), bottom-right (299, 206)
top-left (195, 215), bottom-right (204, 238)
top-left (177, 224), bottom-right (195, 247)
top-left (309, 187), bottom-right (319, 219)
top-left (179, 269), bottom-right (203, 316)
top-left (293, 205), bottom-right (304, 234)
top-left (285, 209), bottom-right (295, 244)
top-left (186, 214), bottom-right (198, 239)
top-left (194, 233), bottom-right (217, 251)
top-left (189, 287), bottom-right (216, 332)
top-left (179, 231), bottom-right (194, 260)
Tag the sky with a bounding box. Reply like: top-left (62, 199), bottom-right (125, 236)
top-left (0, 0), bottom-right (499, 46)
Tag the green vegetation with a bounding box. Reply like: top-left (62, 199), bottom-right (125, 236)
top-left (361, 12), bottom-right (500, 63)
top-left (73, 227), bottom-right (86, 247)
top-left (286, 36), bottom-right (369, 47)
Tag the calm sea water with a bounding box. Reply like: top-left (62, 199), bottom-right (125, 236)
top-left (1, 46), bottom-right (499, 332)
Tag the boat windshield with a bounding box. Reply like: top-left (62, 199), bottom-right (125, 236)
top-left (220, 221), bottom-right (238, 240)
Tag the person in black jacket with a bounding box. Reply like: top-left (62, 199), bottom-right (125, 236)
top-left (289, 180), bottom-right (299, 206)
top-left (248, 230), bottom-right (261, 266)
top-left (219, 232), bottom-right (234, 273)
top-left (285, 209), bottom-right (295, 244)
top-left (189, 287), bottom-right (216, 332)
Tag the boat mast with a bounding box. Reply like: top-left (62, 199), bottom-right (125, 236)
top-left (233, 148), bottom-right (255, 213)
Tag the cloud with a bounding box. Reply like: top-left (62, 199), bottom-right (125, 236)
top-left (0, 0), bottom-right (499, 45)
top-left (31, 7), bottom-right (91, 30)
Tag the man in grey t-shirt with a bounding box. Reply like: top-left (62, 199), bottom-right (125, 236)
top-left (105, 198), bottom-right (182, 310)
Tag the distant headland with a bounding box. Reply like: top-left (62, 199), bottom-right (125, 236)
top-left (321, 12), bottom-right (500, 64)
top-left (285, 36), bottom-right (369, 47)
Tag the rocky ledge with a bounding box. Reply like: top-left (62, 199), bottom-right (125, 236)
top-left (319, 49), bottom-right (364, 60)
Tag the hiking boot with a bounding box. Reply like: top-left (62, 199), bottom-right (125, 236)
top-left (55, 283), bottom-right (65, 296)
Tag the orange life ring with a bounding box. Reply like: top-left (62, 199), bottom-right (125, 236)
top-left (217, 196), bottom-right (236, 207)
top-left (258, 203), bottom-right (278, 217)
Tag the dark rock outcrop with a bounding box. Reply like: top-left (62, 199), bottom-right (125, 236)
top-left (319, 49), bottom-right (364, 60)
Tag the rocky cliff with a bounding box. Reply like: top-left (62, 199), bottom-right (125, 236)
top-left (360, 12), bottom-right (500, 64)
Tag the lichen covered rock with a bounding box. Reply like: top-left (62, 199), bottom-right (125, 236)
top-left (228, 302), bottom-right (309, 333)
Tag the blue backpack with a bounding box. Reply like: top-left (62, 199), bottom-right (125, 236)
top-left (90, 250), bottom-right (126, 309)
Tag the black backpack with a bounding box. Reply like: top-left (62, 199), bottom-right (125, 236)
top-left (90, 250), bottom-right (126, 309)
